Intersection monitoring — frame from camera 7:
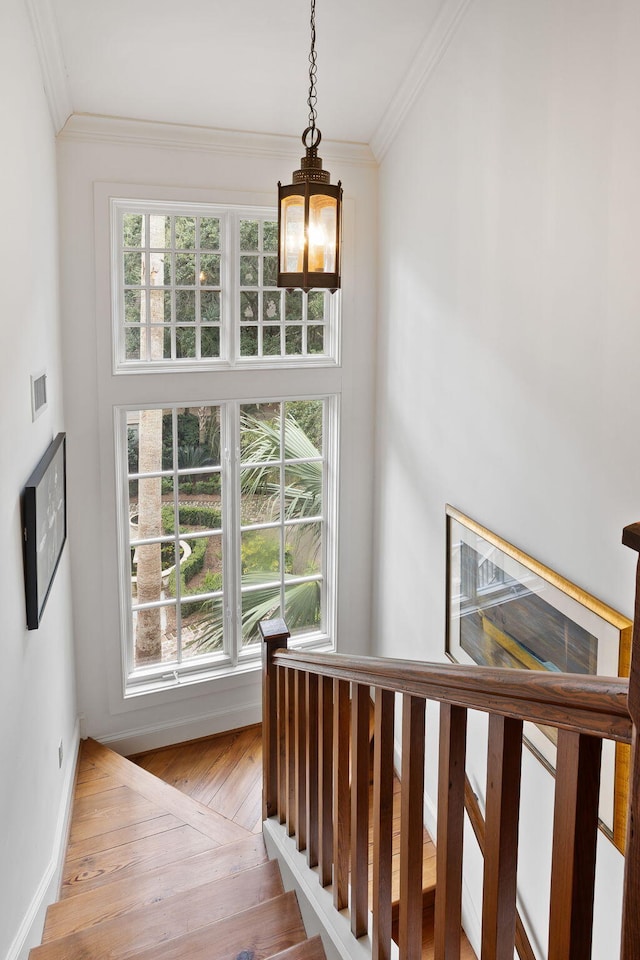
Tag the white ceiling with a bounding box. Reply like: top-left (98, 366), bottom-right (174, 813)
top-left (47, 0), bottom-right (447, 145)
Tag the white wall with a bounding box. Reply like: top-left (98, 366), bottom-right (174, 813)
top-left (374, 0), bottom-right (639, 954)
top-left (57, 120), bottom-right (377, 751)
top-left (0, 2), bottom-right (77, 957)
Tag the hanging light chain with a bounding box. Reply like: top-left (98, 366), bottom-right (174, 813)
top-left (307, 0), bottom-right (318, 133)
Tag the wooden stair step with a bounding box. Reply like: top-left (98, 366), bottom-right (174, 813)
top-left (61, 821), bottom-right (218, 898)
top-left (268, 934), bottom-right (327, 960)
top-left (43, 833), bottom-right (268, 942)
top-left (98, 890), bottom-right (307, 960)
top-left (79, 738), bottom-right (250, 846)
top-left (31, 860), bottom-right (283, 960)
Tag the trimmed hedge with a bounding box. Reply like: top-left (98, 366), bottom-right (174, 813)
top-left (166, 536), bottom-right (208, 598)
top-left (161, 504), bottom-right (221, 533)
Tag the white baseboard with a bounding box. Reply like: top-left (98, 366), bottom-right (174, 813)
top-left (7, 718), bottom-right (81, 960)
top-left (263, 818), bottom-right (398, 960)
top-left (99, 700), bottom-right (262, 756)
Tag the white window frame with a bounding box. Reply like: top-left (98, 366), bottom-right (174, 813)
top-left (110, 198), bottom-right (341, 374)
top-left (115, 394), bottom-right (339, 697)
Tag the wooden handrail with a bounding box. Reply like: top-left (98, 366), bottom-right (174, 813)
top-left (271, 649), bottom-right (631, 743)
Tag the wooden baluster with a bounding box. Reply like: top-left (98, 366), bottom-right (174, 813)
top-left (464, 778), bottom-right (536, 960)
top-left (277, 663), bottom-right (287, 823)
top-left (399, 694), bottom-right (426, 960)
top-left (259, 618), bottom-right (289, 821)
top-left (296, 669), bottom-right (307, 852)
top-left (548, 730), bottom-right (601, 960)
top-left (481, 715), bottom-right (523, 960)
top-left (333, 678), bottom-right (351, 911)
top-left (351, 683), bottom-right (370, 938)
top-left (434, 703), bottom-right (467, 960)
top-left (372, 688), bottom-right (395, 960)
top-left (286, 666), bottom-right (296, 836)
top-left (306, 672), bottom-right (319, 868)
top-left (318, 675), bottom-right (334, 887)
top-left (621, 522), bottom-right (640, 960)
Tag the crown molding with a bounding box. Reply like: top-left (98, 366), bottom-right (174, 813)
top-left (25, 0), bottom-right (72, 133)
top-left (370, 0), bottom-right (475, 162)
top-left (57, 113), bottom-right (376, 168)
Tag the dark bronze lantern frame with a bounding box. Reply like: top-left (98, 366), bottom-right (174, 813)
top-left (277, 0), bottom-right (343, 293)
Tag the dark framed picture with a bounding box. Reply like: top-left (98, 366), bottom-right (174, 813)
top-left (22, 433), bottom-right (67, 630)
top-left (445, 504), bottom-right (632, 851)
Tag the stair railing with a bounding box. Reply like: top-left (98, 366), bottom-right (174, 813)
top-left (261, 522), bottom-right (640, 960)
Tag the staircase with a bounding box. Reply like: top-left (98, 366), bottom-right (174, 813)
top-left (31, 737), bottom-right (327, 960)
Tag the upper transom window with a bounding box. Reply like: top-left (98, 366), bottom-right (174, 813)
top-left (111, 199), bottom-right (340, 371)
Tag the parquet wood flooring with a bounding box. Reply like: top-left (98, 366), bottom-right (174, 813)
top-left (129, 724), bottom-right (264, 834)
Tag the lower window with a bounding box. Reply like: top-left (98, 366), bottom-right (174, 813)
top-left (118, 397), bottom-right (337, 691)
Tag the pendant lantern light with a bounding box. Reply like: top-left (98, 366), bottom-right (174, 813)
top-left (277, 0), bottom-right (342, 293)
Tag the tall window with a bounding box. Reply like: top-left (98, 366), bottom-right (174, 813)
top-left (120, 399), bottom-right (335, 688)
top-left (113, 199), bottom-right (340, 694)
top-left (112, 200), bottom-right (340, 370)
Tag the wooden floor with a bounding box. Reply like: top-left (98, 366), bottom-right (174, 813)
top-left (130, 724), bottom-right (475, 959)
top-left (130, 723), bottom-right (263, 834)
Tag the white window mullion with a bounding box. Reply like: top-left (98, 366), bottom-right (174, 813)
top-left (223, 402), bottom-right (241, 664)
top-left (172, 408), bottom-right (182, 663)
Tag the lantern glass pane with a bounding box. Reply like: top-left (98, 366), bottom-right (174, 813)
top-left (281, 195), bottom-right (305, 273)
top-left (308, 195), bottom-right (337, 273)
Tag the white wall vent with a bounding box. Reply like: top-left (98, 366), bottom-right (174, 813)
top-left (31, 371), bottom-right (48, 421)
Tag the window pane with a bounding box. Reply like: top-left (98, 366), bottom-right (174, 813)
top-left (124, 289), bottom-right (142, 323)
top-left (263, 327), bottom-right (281, 355)
top-left (241, 528), bottom-right (281, 580)
top-left (176, 253), bottom-right (196, 285)
top-left (285, 400), bottom-right (323, 453)
top-left (284, 581), bottom-right (321, 636)
top-left (182, 596), bottom-right (224, 658)
top-left (200, 254), bottom-right (220, 286)
top-left (176, 327), bottom-right (196, 358)
top-left (285, 290), bottom-right (303, 321)
top-left (241, 585), bottom-right (280, 646)
top-left (123, 213), bottom-right (143, 247)
top-left (177, 476), bottom-right (222, 508)
top-left (240, 403), bottom-right (281, 462)
top-left (201, 291), bottom-right (220, 321)
top-left (307, 291), bottom-right (326, 321)
top-left (285, 326), bottom-right (302, 355)
top-left (173, 535), bottom-right (223, 601)
top-left (241, 291), bottom-right (258, 320)
top-left (201, 326), bottom-right (220, 358)
top-left (263, 256), bottom-right (277, 286)
top-left (285, 466), bottom-right (322, 518)
top-left (308, 325), bottom-right (325, 354)
top-left (263, 220), bottom-right (278, 252)
top-left (176, 290), bottom-right (196, 323)
top-left (200, 218), bottom-right (220, 250)
top-left (125, 328), bottom-right (141, 360)
top-left (240, 326), bottom-right (258, 356)
top-left (263, 293), bottom-right (280, 321)
top-left (240, 256), bottom-right (259, 286)
top-left (124, 251), bottom-right (143, 285)
top-left (175, 216), bottom-right (196, 249)
top-left (240, 466), bottom-right (280, 523)
top-left (132, 600), bottom-right (173, 667)
top-left (240, 219), bottom-right (259, 250)
top-left (287, 522), bottom-right (322, 574)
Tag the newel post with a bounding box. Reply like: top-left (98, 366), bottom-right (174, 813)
top-left (621, 523), bottom-right (640, 959)
top-left (260, 617), bottom-right (290, 822)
